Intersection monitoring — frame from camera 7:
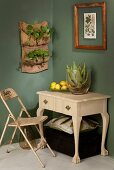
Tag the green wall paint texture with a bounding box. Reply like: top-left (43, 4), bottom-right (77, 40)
top-left (0, 0), bottom-right (114, 158)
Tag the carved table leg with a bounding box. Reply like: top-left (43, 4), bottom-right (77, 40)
top-left (72, 115), bottom-right (82, 164)
top-left (37, 108), bottom-right (46, 149)
top-left (101, 112), bottom-right (109, 156)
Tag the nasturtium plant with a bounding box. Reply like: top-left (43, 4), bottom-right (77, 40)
top-left (26, 24), bottom-right (53, 40)
top-left (27, 49), bottom-right (49, 60)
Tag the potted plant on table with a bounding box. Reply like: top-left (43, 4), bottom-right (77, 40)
top-left (66, 62), bottom-right (91, 95)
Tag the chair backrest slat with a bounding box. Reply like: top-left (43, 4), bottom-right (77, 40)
top-left (0, 88), bottom-right (29, 120)
top-left (0, 88), bottom-right (17, 101)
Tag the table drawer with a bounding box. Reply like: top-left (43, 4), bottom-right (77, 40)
top-left (39, 95), bottom-right (53, 110)
top-left (63, 101), bottom-right (75, 116)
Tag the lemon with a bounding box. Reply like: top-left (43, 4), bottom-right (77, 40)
top-left (59, 80), bottom-right (67, 86)
top-left (50, 82), bottom-right (56, 90)
top-left (50, 85), bottom-right (55, 90)
top-left (55, 84), bottom-right (61, 90)
top-left (61, 85), bottom-right (68, 90)
top-left (50, 82), bottom-right (56, 87)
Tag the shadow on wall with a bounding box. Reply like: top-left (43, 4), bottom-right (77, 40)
top-left (28, 103), bottom-right (53, 120)
top-left (89, 67), bottom-right (96, 92)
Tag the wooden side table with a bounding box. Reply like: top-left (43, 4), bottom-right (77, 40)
top-left (36, 91), bottom-right (110, 164)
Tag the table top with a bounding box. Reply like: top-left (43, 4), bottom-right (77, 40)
top-left (37, 91), bottom-right (110, 103)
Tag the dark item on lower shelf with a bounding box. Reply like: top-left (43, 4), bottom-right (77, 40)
top-left (44, 127), bottom-right (101, 159)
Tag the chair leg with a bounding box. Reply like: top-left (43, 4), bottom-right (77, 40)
top-left (18, 126), bottom-right (45, 168)
top-left (9, 108), bottom-right (24, 144)
top-left (46, 142), bottom-right (56, 157)
top-left (9, 127), bottom-right (17, 144)
top-left (0, 116), bottom-right (10, 145)
top-left (36, 125), bottom-right (56, 157)
top-left (41, 136), bottom-right (56, 157)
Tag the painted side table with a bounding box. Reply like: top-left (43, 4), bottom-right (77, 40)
top-left (36, 91), bottom-right (110, 164)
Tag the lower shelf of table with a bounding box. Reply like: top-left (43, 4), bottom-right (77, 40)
top-left (44, 127), bottom-right (101, 159)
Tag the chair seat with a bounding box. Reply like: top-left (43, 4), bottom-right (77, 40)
top-left (8, 116), bottom-right (48, 127)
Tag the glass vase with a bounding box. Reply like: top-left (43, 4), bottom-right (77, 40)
top-left (66, 69), bottom-right (91, 95)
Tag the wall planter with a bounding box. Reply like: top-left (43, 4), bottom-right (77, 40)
top-left (19, 21), bottom-right (53, 73)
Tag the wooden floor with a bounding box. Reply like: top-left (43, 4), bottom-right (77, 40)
top-left (0, 143), bottom-right (114, 170)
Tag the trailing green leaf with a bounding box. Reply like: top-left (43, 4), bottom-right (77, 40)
top-left (27, 49), bottom-right (49, 60)
top-left (26, 25), bottom-right (34, 36)
top-left (26, 24), bottom-right (53, 40)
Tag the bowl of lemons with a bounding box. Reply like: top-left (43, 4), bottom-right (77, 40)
top-left (50, 80), bottom-right (68, 91)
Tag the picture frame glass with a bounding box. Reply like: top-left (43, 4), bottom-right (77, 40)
top-left (84, 12), bottom-right (96, 39)
top-left (78, 7), bottom-right (103, 46)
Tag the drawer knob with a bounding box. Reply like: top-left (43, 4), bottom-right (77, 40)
top-left (65, 105), bottom-right (71, 110)
top-left (43, 99), bottom-right (48, 104)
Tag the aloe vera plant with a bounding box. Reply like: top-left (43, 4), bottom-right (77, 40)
top-left (66, 62), bottom-right (90, 94)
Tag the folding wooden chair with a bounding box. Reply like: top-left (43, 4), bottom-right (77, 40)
top-left (0, 88), bottom-right (55, 168)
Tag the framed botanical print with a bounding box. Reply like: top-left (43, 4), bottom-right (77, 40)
top-left (74, 2), bottom-right (106, 50)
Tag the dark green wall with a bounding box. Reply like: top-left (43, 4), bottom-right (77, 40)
top-left (0, 0), bottom-right (53, 142)
top-left (53, 0), bottom-right (114, 157)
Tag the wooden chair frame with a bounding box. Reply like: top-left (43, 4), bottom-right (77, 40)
top-left (0, 88), bottom-right (55, 168)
